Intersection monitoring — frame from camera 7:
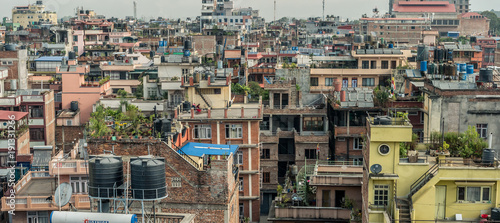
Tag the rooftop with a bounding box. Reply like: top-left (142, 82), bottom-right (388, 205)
top-left (179, 142), bottom-right (239, 157)
top-left (0, 110), bottom-right (28, 121)
top-left (393, 1), bottom-right (457, 13)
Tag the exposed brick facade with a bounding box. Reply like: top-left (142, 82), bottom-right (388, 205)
top-left (87, 139), bottom-right (239, 223)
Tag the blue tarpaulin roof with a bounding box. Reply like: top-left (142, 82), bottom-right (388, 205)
top-left (179, 142), bottom-right (239, 157)
top-left (34, 56), bottom-right (66, 62)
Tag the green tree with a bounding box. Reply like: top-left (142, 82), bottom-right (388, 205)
top-left (481, 11), bottom-right (500, 35)
top-left (117, 89), bottom-right (127, 98)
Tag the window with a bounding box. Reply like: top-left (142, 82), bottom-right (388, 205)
top-left (239, 203), bottom-right (244, 218)
top-left (352, 78), bottom-right (358, 88)
top-left (1, 61), bottom-right (13, 66)
top-left (147, 87), bottom-right (157, 97)
top-left (182, 68), bottom-right (190, 75)
top-left (226, 124), bottom-right (243, 139)
top-left (261, 149), bottom-right (270, 159)
top-left (214, 88), bottom-right (221, 94)
top-left (310, 77), bottom-right (318, 86)
top-left (262, 172), bottom-right (270, 183)
top-left (236, 151), bottom-right (243, 165)
top-left (325, 78), bottom-right (334, 86)
top-left (457, 186), bottom-right (490, 202)
top-left (353, 138), bottom-right (363, 150)
top-left (239, 177), bottom-right (244, 191)
top-left (381, 61), bottom-right (389, 69)
top-left (70, 176), bottom-right (88, 194)
top-left (29, 105), bottom-right (43, 118)
top-left (476, 124), bottom-right (488, 139)
top-left (171, 177), bottom-right (181, 187)
top-left (374, 185), bottom-right (389, 206)
top-left (362, 60), bottom-right (369, 69)
top-left (305, 149), bottom-right (317, 159)
top-left (73, 35), bottom-right (78, 42)
top-left (66, 120), bottom-right (73, 126)
top-left (30, 128), bottom-right (45, 141)
top-left (362, 78), bottom-right (375, 86)
top-left (342, 78), bottom-right (348, 88)
top-left (27, 211), bottom-right (49, 223)
top-left (0, 153), bottom-right (8, 167)
top-left (303, 117), bottom-right (324, 131)
top-left (353, 158), bottom-right (363, 166)
top-left (194, 125), bottom-right (211, 139)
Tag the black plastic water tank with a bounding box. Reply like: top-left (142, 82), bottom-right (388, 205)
top-left (154, 119), bottom-right (162, 133)
top-left (130, 156), bottom-right (166, 199)
top-left (482, 149), bottom-right (495, 165)
top-left (492, 208), bottom-right (500, 220)
top-left (88, 156), bottom-right (124, 197)
top-left (70, 101), bottom-right (78, 111)
top-left (374, 116), bottom-right (392, 125)
top-left (68, 51), bottom-right (76, 60)
top-left (184, 40), bottom-right (192, 50)
top-left (149, 51), bottom-right (155, 58)
top-left (479, 69), bottom-right (493, 82)
top-left (183, 101), bottom-right (191, 111)
top-left (162, 119), bottom-right (171, 133)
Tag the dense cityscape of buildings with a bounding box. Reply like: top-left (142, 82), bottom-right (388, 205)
top-left (0, 0), bottom-right (500, 222)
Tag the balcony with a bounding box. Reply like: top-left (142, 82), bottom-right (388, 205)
top-left (28, 118), bottom-right (44, 126)
top-left (49, 159), bottom-right (88, 175)
top-left (1, 194), bottom-right (90, 211)
top-left (0, 96), bottom-right (21, 106)
top-left (273, 206), bottom-right (351, 220)
top-left (177, 105), bottom-right (262, 120)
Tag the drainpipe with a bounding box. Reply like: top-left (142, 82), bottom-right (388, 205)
top-left (489, 132), bottom-right (493, 149)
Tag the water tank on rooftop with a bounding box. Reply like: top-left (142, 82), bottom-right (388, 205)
top-left (89, 155), bottom-right (124, 198)
top-left (149, 51), bottom-right (155, 58)
top-left (459, 63), bottom-right (467, 72)
top-left (388, 43), bottom-right (394, 49)
top-left (184, 40), bottom-right (192, 50)
top-left (373, 116), bottom-right (392, 125)
top-left (437, 49), bottom-right (444, 62)
top-left (479, 69), bottom-right (493, 82)
top-left (183, 101), bottom-right (191, 112)
top-left (4, 44), bottom-right (17, 51)
top-left (420, 61), bottom-right (427, 72)
top-left (459, 72), bottom-right (467, 81)
top-left (482, 149), bottom-right (495, 165)
top-left (184, 50), bottom-right (191, 57)
top-left (130, 156), bottom-right (166, 199)
top-left (10, 80), bottom-right (17, 90)
top-left (466, 65), bottom-right (474, 75)
top-left (162, 119), bottom-right (171, 133)
top-left (68, 51), bottom-right (76, 60)
top-left (417, 45), bottom-right (428, 61)
top-left (70, 101), bottom-right (78, 111)
top-left (492, 208), bottom-right (500, 220)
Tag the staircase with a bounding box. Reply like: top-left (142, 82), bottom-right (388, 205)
top-left (404, 163), bottom-right (439, 222)
top-left (195, 88), bottom-right (212, 108)
top-left (397, 199), bottom-right (411, 223)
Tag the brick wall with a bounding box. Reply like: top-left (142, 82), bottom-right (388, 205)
top-left (87, 139), bottom-right (238, 222)
top-left (0, 51), bottom-right (19, 91)
top-left (55, 126), bottom-right (85, 152)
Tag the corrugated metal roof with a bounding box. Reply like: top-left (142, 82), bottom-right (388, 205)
top-left (32, 146), bottom-right (53, 167)
top-left (34, 56), bottom-right (65, 62)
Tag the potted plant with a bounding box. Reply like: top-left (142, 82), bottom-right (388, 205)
top-left (460, 145), bottom-right (474, 165)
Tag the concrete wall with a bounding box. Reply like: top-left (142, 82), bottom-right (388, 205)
top-left (275, 68), bottom-right (311, 92)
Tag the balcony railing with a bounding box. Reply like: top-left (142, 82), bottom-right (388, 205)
top-left (1, 194), bottom-right (90, 211)
top-left (49, 160), bottom-right (89, 175)
top-left (274, 206), bottom-right (351, 220)
top-left (21, 95), bottom-right (44, 102)
top-left (28, 118), bottom-right (44, 126)
top-left (0, 97), bottom-right (21, 106)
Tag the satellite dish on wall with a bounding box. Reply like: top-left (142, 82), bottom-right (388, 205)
top-left (54, 182), bottom-right (73, 207)
top-left (370, 164), bottom-right (382, 175)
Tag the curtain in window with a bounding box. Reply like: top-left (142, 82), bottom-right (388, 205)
top-left (467, 187), bottom-right (481, 201)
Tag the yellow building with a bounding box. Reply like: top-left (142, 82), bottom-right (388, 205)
top-left (364, 115), bottom-right (500, 222)
top-left (182, 70), bottom-right (232, 109)
top-left (12, 1), bottom-right (57, 27)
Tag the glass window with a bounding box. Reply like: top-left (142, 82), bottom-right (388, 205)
top-left (310, 77), bottom-right (318, 86)
top-left (362, 61), bottom-right (369, 69)
top-left (236, 151), bottom-right (243, 165)
top-left (70, 176), bottom-right (88, 194)
top-left (303, 117), bottom-right (324, 131)
top-left (342, 78), bottom-right (348, 88)
top-left (239, 177), bottom-right (244, 191)
top-left (381, 61), bottom-right (389, 69)
top-left (171, 177), bottom-right (181, 187)
top-left (194, 125), bottom-right (212, 139)
top-left (353, 138), bottom-right (363, 150)
top-left (476, 124), bottom-right (488, 139)
top-left (325, 78), bottom-right (334, 86)
top-left (226, 124), bottom-right (243, 139)
top-left (352, 78), bottom-right (358, 88)
top-left (458, 186), bottom-right (490, 202)
top-left (374, 185), bottom-right (389, 206)
top-left (362, 78), bottom-right (375, 86)
top-left (261, 149), bottom-right (270, 159)
top-left (263, 172), bottom-right (270, 183)
top-left (305, 149), bottom-right (317, 159)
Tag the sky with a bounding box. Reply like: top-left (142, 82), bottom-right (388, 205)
top-left (1, 0), bottom-right (498, 22)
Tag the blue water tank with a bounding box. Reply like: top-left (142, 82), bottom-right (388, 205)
top-left (460, 63), bottom-right (467, 72)
top-left (184, 50), bottom-right (191, 57)
top-left (466, 65), bottom-right (474, 75)
top-left (420, 61), bottom-right (428, 72)
top-left (388, 43), bottom-right (394, 49)
top-left (460, 72), bottom-right (467, 81)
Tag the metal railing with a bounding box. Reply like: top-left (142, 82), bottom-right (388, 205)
top-left (409, 163), bottom-right (438, 197)
top-left (172, 143), bottom-right (201, 170)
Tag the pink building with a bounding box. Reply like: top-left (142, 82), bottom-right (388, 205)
top-left (58, 60), bottom-right (111, 124)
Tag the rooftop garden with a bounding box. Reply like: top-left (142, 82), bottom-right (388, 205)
top-left (87, 101), bottom-right (157, 139)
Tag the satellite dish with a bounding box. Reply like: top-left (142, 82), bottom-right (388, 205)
top-left (54, 182), bottom-right (73, 207)
top-left (370, 164), bottom-right (382, 175)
